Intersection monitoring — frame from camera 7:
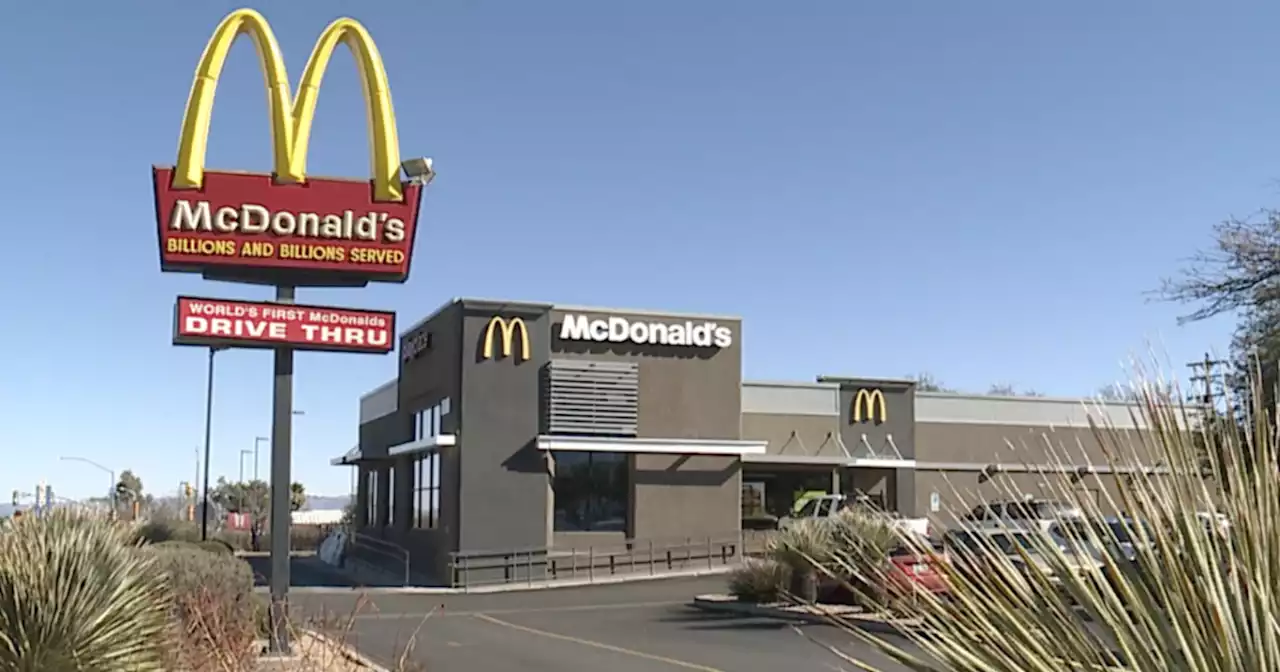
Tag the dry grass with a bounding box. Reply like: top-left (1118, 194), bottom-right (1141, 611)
top-left (803, 371), bottom-right (1280, 671)
top-left (173, 592), bottom-right (432, 671)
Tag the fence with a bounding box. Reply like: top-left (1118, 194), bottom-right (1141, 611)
top-left (447, 533), bottom-right (754, 589)
top-left (350, 532), bottom-right (412, 586)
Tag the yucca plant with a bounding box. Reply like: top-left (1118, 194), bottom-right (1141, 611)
top-left (823, 507), bottom-right (902, 609)
top-left (0, 510), bottom-right (171, 671)
top-left (817, 374), bottom-right (1280, 671)
top-left (728, 558), bottom-right (792, 603)
top-left (768, 518), bottom-right (833, 603)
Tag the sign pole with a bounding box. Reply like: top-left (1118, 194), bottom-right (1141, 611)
top-left (268, 284), bottom-right (295, 655)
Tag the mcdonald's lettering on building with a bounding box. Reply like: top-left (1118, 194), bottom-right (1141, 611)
top-left (483, 317), bottom-right (531, 362)
top-left (852, 389), bottom-right (888, 424)
top-left (152, 9), bottom-right (425, 287)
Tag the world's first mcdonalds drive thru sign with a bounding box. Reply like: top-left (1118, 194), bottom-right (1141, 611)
top-left (152, 8), bottom-right (424, 287)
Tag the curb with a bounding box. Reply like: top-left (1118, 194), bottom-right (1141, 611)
top-left (303, 628), bottom-right (390, 671)
top-left (689, 595), bottom-right (915, 635)
top-left (266, 565), bottom-right (737, 595)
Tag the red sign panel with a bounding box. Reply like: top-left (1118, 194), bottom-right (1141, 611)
top-left (153, 168), bottom-right (423, 286)
top-left (173, 296), bottom-right (395, 354)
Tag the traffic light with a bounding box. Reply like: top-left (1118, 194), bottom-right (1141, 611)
top-left (10, 490), bottom-right (16, 507)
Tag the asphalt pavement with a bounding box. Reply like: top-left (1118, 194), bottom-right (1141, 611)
top-left (289, 577), bottom-right (929, 671)
top-left (244, 555), bottom-right (355, 588)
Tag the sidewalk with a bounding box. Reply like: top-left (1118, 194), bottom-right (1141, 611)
top-left (689, 593), bottom-right (920, 634)
top-left (271, 564), bottom-right (737, 595)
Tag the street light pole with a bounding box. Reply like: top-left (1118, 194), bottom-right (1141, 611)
top-left (58, 457), bottom-right (114, 519)
top-left (254, 437), bottom-right (268, 482)
top-left (239, 449), bottom-right (253, 484)
top-left (200, 346), bottom-right (225, 541)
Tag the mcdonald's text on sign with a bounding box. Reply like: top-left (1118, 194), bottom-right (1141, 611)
top-left (153, 9), bottom-right (423, 287)
top-left (173, 296), bottom-right (395, 354)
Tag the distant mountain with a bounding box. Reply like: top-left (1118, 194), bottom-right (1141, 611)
top-left (303, 495), bottom-right (351, 511)
top-left (0, 504), bottom-right (14, 517)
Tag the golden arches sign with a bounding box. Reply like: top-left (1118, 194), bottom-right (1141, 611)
top-left (171, 8), bottom-right (404, 202)
top-left (483, 317), bottom-right (532, 362)
top-left (852, 389), bottom-right (888, 424)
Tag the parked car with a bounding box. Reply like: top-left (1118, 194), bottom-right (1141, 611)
top-left (963, 498), bottom-right (1084, 533)
top-left (942, 526), bottom-right (1102, 589)
top-left (818, 539), bottom-right (948, 605)
top-left (1049, 516), bottom-right (1154, 563)
top-left (779, 494), bottom-right (931, 537)
top-left (883, 540), bottom-right (950, 596)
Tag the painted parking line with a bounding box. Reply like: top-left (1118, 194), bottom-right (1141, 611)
top-left (470, 612), bottom-right (727, 671)
top-left (352, 599), bottom-right (688, 620)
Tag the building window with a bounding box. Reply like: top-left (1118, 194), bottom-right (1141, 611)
top-left (414, 453), bottom-right (440, 529)
top-left (552, 452), bottom-right (628, 532)
top-left (364, 469), bottom-right (378, 526)
top-left (414, 397), bottom-right (450, 441)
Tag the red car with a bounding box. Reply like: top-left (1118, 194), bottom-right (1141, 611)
top-left (883, 541), bottom-right (950, 596)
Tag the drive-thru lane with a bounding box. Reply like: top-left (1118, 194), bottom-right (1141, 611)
top-left (290, 577), bottom-right (926, 671)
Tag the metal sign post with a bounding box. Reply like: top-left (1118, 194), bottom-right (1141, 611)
top-left (268, 285), bottom-right (295, 654)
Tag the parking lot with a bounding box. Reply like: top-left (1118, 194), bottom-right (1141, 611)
top-left (291, 577), bottom-right (927, 671)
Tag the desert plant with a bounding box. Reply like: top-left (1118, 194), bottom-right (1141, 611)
top-left (147, 542), bottom-right (257, 670)
top-left (767, 518), bottom-right (833, 603)
top-left (828, 374), bottom-right (1280, 671)
top-left (0, 510), bottom-right (172, 670)
top-left (728, 559), bottom-right (791, 603)
top-left (823, 507), bottom-right (901, 608)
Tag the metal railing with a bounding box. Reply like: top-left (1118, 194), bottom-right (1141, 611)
top-left (351, 532), bottom-right (412, 586)
top-left (448, 533), bottom-right (750, 589)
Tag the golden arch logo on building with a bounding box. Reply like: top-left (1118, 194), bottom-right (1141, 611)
top-left (852, 389), bottom-right (888, 424)
top-left (483, 317), bottom-right (531, 361)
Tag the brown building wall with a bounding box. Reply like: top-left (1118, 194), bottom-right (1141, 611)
top-left (915, 422), bottom-right (1152, 466)
top-left (549, 308), bottom-right (744, 544)
top-left (741, 412), bottom-right (842, 459)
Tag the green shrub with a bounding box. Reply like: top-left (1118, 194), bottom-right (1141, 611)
top-left (198, 539), bottom-right (236, 555)
top-left (134, 519), bottom-right (201, 545)
top-left (728, 559), bottom-right (791, 603)
top-left (147, 542), bottom-right (257, 670)
top-left (767, 518), bottom-right (833, 602)
top-left (0, 510), bottom-right (171, 670)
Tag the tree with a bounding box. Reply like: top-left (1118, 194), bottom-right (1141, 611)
top-left (1160, 210), bottom-right (1280, 422)
top-left (290, 482), bottom-right (307, 512)
top-left (210, 478), bottom-right (308, 550)
top-left (114, 470), bottom-right (144, 519)
top-left (985, 383), bottom-right (1045, 397)
top-left (906, 372), bottom-right (954, 393)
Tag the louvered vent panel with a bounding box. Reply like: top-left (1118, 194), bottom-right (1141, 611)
top-left (543, 360), bottom-right (639, 436)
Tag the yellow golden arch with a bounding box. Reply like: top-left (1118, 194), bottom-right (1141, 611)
top-left (852, 389), bottom-right (887, 424)
top-left (171, 8), bottom-right (405, 202)
top-left (483, 317), bottom-right (531, 362)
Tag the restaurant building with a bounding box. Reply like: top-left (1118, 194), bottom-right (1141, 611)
top-left (333, 297), bottom-right (1164, 584)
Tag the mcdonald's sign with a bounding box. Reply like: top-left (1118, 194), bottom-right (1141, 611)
top-left (482, 317), bottom-right (532, 362)
top-left (852, 389), bottom-right (888, 424)
top-left (152, 9), bottom-right (425, 286)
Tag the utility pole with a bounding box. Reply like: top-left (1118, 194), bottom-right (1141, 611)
top-left (1187, 352), bottom-right (1228, 408)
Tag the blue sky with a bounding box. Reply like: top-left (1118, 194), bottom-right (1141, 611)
top-left (0, 2), bottom-right (1269, 499)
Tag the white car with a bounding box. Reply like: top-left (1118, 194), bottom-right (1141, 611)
top-left (964, 499), bottom-right (1084, 533)
top-left (778, 494), bottom-right (930, 537)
